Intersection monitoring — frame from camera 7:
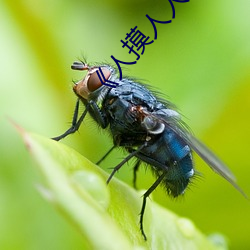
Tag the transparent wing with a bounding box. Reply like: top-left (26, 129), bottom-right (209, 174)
top-left (171, 122), bottom-right (247, 198)
top-left (148, 109), bottom-right (247, 198)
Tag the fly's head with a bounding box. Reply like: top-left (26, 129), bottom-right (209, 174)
top-left (72, 61), bottom-right (114, 101)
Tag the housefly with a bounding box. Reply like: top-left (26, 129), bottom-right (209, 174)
top-left (52, 61), bottom-right (246, 240)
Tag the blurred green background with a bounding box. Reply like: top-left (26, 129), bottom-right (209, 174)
top-left (0, 0), bottom-right (249, 249)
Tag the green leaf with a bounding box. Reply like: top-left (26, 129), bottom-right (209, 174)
top-left (19, 128), bottom-right (227, 250)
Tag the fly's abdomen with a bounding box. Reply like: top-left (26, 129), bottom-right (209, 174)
top-left (137, 128), bottom-right (194, 197)
top-left (163, 129), bottom-right (194, 197)
top-left (164, 153), bottom-right (193, 197)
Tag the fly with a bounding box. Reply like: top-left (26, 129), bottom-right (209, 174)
top-left (52, 60), bottom-right (247, 240)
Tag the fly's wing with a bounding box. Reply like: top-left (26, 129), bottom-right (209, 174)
top-left (182, 132), bottom-right (248, 198)
top-left (150, 109), bottom-right (247, 198)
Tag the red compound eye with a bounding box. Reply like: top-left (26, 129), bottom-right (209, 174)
top-left (87, 68), bottom-right (111, 92)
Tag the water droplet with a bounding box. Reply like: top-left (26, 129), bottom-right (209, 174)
top-left (71, 170), bottom-right (110, 209)
top-left (177, 217), bottom-right (196, 238)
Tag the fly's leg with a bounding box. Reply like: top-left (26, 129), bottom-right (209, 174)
top-left (133, 160), bottom-right (141, 189)
top-left (140, 172), bottom-right (167, 240)
top-left (52, 99), bottom-right (88, 141)
top-left (96, 146), bottom-right (116, 165)
top-left (107, 144), bottom-right (146, 184)
top-left (88, 100), bottom-right (107, 128)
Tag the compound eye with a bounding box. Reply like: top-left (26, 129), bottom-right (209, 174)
top-left (87, 68), bottom-right (111, 92)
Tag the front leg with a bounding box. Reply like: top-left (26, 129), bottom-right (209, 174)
top-left (52, 99), bottom-right (89, 141)
top-left (89, 100), bottom-right (108, 129)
